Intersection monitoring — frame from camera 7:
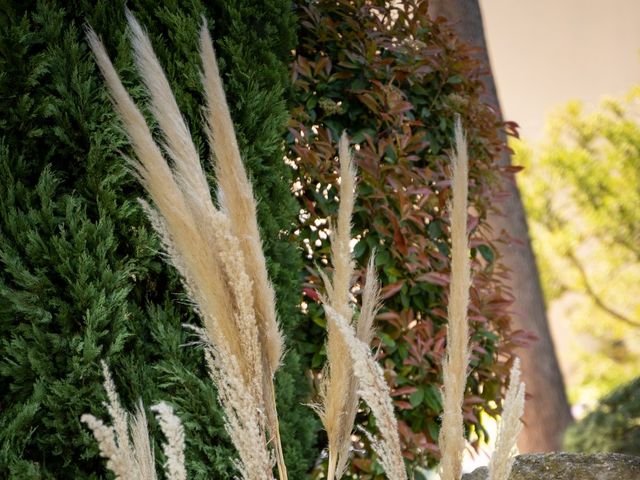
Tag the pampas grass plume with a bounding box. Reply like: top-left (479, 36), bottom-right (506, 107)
top-left (151, 402), bottom-right (187, 480)
top-left (488, 358), bottom-right (525, 480)
top-left (131, 400), bottom-right (158, 480)
top-left (324, 253), bottom-right (408, 480)
top-left (316, 132), bottom-right (359, 480)
top-left (81, 364), bottom-right (188, 479)
top-left (81, 377), bottom-right (135, 480)
top-left (86, 12), bottom-right (277, 479)
top-left (199, 25), bottom-right (288, 479)
top-left (438, 116), bottom-right (471, 480)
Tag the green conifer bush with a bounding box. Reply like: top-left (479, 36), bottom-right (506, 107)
top-left (0, 1), bottom-right (316, 478)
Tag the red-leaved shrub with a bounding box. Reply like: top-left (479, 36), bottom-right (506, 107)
top-left (288, 0), bottom-right (524, 475)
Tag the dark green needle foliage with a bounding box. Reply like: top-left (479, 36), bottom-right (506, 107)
top-left (0, 1), bottom-right (317, 478)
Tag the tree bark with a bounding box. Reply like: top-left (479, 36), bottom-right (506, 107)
top-left (428, 0), bottom-right (573, 452)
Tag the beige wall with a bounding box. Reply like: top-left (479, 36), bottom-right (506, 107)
top-left (479, 0), bottom-right (640, 141)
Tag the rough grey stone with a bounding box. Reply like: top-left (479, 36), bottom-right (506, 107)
top-left (461, 453), bottom-right (640, 480)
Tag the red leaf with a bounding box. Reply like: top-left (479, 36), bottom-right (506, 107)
top-left (389, 101), bottom-right (414, 115)
top-left (296, 56), bottom-right (312, 78)
top-left (381, 280), bottom-right (404, 299)
top-left (314, 55), bottom-right (331, 76)
top-left (417, 272), bottom-right (450, 286)
top-left (376, 311), bottom-right (400, 321)
top-left (394, 400), bottom-right (413, 410)
top-left (429, 307), bottom-right (448, 319)
top-left (392, 386), bottom-right (418, 396)
top-left (351, 458), bottom-right (372, 473)
top-left (302, 287), bottom-right (320, 301)
top-left (358, 92), bottom-right (379, 113)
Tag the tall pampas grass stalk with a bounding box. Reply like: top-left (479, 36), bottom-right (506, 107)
top-left (199, 26), bottom-right (287, 480)
top-left (324, 260), bottom-right (407, 480)
top-left (316, 134), bottom-right (406, 479)
top-left (438, 117), bottom-right (526, 480)
top-left (488, 359), bottom-right (525, 480)
top-left (438, 116), bottom-right (472, 480)
top-left (86, 11), bottom-right (279, 478)
top-left (81, 362), bottom-right (185, 480)
top-left (315, 133), bottom-right (360, 480)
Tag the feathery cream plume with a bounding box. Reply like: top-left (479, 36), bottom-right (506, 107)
top-left (329, 132), bottom-right (357, 319)
top-left (199, 24), bottom-right (287, 479)
top-left (488, 358), bottom-right (525, 480)
top-left (315, 132), bottom-right (359, 480)
top-left (100, 360), bottom-right (133, 461)
top-left (357, 254), bottom-right (381, 346)
top-left (203, 341), bottom-right (274, 480)
top-left (324, 301), bottom-right (407, 480)
top-left (125, 10), bottom-right (213, 211)
top-left (81, 414), bottom-right (133, 479)
top-left (199, 22), bottom-right (283, 374)
top-left (131, 400), bottom-right (158, 480)
top-left (438, 116), bottom-right (471, 480)
top-left (86, 13), bottom-right (274, 478)
top-left (81, 363), bottom-right (165, 480)
top-left (151, 402), bottom-right (187, 480)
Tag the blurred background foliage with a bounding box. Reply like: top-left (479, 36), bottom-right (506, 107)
top-left (517, 87), bottom-right (640, 404)
top-left (516, 87), bottom-right (640, 452)
top-left (564, 375), bottom-right (640, 456)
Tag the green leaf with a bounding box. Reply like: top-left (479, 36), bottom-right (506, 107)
top-left (312, 349), bottom-right (325, 369)
top-left (306, 95), bottom-right (317, 109)
top-left (477, 244), bottom-right (494, 263)
top-left (353, 238), bottom-right (366, 259)
top-left (427, 221), bottom-right (442, 238)
top-left (423, 385), bottom-right (442, 412)
top-left (427, 421), bottom-right (440, 441)
top-left (375, 248), bottom-right (391, 267)
top-left (409, 388), bottom-right (424, 407)
top-left (384, 144), bottom-right (397, 163)
top-left (414, 467), bottom-right (430, 480)
top-left (379, 332), bottom-right (396, 348)
top-left (311, 314), bottom-right (326, 328)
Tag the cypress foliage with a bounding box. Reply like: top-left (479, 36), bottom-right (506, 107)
top-left (0, 1), bottom-right (317, 478)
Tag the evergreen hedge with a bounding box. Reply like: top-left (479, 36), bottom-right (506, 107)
top-left (0, 1), bottom-right (317, 478)
top-left (564, 376), bottom-right (640, 456)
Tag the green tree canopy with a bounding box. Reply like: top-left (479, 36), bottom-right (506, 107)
top-left (517, 87), bottom-right (640, 404)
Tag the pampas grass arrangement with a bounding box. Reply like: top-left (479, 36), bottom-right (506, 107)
top-left (86, 10), bottom-right (281, 479)
top-left (82, 13), bottom-right (524, 480)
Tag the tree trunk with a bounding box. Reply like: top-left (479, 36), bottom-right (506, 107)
top-left (428, 0), bottom-right (573, 452)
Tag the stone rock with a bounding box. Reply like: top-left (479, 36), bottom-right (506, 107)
top-left (461, 453), bottom-right (640, 480)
